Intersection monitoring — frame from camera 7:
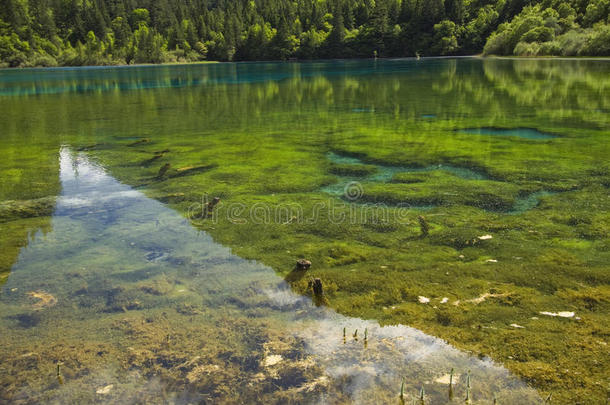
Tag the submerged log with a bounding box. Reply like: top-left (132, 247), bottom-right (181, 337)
top-left (169, 164), bottom-right (217, 178)
top-left (157, 163), bottom-right (171, 179)
top-left (127, 138), bottom-right (150, 147)
top-left (77, 143), bottom-right (102, 151)
top-left (417, 215), bottom-right (429, 237)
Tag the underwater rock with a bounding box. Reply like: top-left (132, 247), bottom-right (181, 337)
top-left (186, 364), bottom-right (221, 384)
top-left (176, 303), bottom-right (203, 315)
top-left (8, 312), bottom-right (41, 328)
top-left (540, 311), bottom-right (576, 318)
top-left (263, 354), bottom-right (283, 367)
top-left (170, 164), bottom-right (217, 178)
top-left (96, 384), bottom-right (114, 395)
top-left (0, 197), bottom-right (56, 221)
top-left (295, 259), bottom-right (311, 271)
top-left (144, 250), bottom-right (167, 261)
top-left (27, 290), bottom-right (57, 310)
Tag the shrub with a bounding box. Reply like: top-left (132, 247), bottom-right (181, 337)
top-left (521, 26), bottom-right (555, 43)
top-left (513, 41), bottom-right (542, 56)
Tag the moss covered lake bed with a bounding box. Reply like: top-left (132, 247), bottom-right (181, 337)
top-left (0, 58), bottom-right (608, 403)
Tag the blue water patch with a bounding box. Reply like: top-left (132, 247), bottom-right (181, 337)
top-left (321, 152), bottom-right (488, 199)
top-left (509, 191), bottom-right (555, 214)
top-left (323, 152), bottom-right (555, 213)
top-left (421, 114), bottom-right (437, 119)
top-left (457, 127), bottom-right (557, 140)
top-left (327, 152), bottom-right (487, 182)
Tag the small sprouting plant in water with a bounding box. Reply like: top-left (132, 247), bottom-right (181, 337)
top-left (465, 370), bottom-right (471, 403)
top-left (419, 386), bottom-right (425, 404)
top-left (56, 362), bottom-right (64, 385)
top-left (448, 368), bottom-right (454, 399)
top-left (400, 378), bottom-right (405, 400)
top-left (353, 329), bottom-right (358, 341)
top-left (343, 327), bottom-right (346, 343)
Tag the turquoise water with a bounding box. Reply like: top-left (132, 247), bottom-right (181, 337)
top-left (457, 127), bottom-right (558, 140)
top-left (322, 152), bottom-right (551, 213)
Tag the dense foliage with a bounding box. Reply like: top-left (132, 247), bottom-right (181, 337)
top-left (0, 0), bottom-right (608, 67)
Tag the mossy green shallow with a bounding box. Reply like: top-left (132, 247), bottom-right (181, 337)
top-left (0, 58), bottom-right (609, 403)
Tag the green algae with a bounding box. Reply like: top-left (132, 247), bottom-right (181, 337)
top-left (0, 140), bottom-right (60, 287)
top-left (0, 151), bottom-right (542, 404)
top-left (0, 57), bottom-right (608, 403)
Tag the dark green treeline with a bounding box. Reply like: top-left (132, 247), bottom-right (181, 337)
top-left (0, 0), bottom-right (608, 67)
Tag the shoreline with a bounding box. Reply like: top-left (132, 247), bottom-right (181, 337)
top-left (2, 55), bottom-right (610, 71)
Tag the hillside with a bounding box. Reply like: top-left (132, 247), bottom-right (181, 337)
top-left (0, 0), bottom-right (608, 67)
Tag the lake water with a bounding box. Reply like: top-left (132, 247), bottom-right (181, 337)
top-left (0, 58), bottom-right (608, 404)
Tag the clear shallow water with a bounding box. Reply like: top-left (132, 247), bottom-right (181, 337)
top-left (456, 127), bottom-right (557, 140)
top-left (0, 58), bottom-right (608, 404)
top-left (321, 152), bottom-right (553, 213)
top-left (0, 150), bottom-right (540, 403)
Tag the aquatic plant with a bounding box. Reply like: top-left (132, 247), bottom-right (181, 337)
top-left (465, 370), bottom-right (471, 403)
top-left (56, 362), bottom-right (64, 385)
top-left (448, 368), bottom-right (454, 399)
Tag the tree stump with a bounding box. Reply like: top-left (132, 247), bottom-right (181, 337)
top-left (206, 197), bottom-right (221, 215)
top-left (311, 278), bottom-right (323, 296)
top-left (295, 259), bottom-right (311, 271)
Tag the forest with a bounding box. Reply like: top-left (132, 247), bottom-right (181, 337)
top-left (0, 0), bottom-right (608, 67)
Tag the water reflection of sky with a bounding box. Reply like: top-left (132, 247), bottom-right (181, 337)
top-left (0, 148), bottom-right (542, 404)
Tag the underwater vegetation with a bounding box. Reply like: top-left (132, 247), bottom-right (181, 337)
top-left (0, 58), bottom-right (609, 403)
top-left (0, 139), bottom-right (60, 287)
top-left (0, 151), bottom-right (544, 404)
